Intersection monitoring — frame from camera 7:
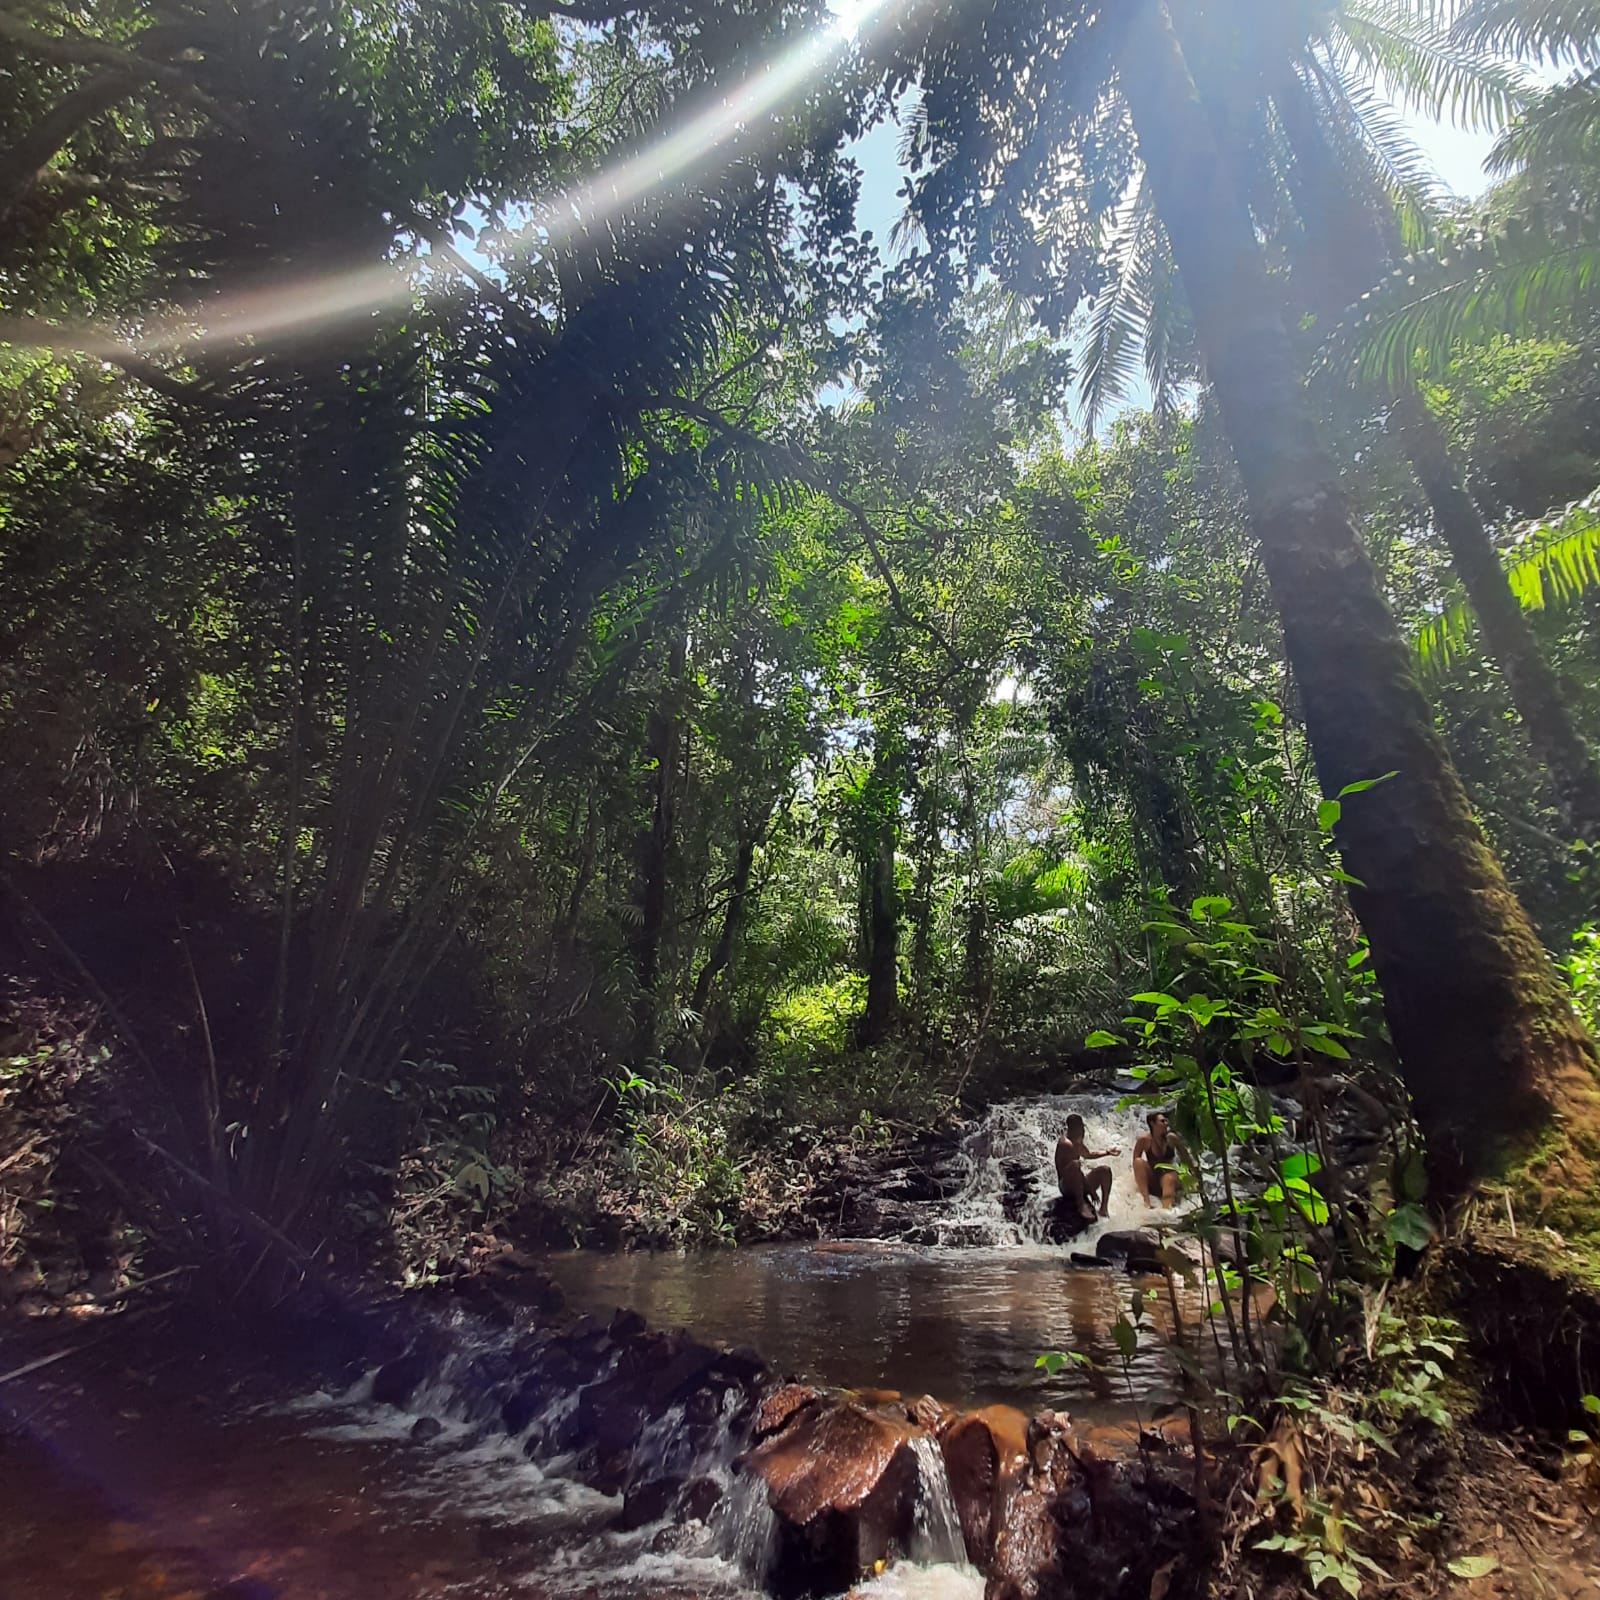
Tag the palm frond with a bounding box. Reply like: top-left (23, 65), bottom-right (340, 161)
top-left (1317, 64), bottom-right (1451, 228)
top-left (1489, 68), bottom-right (1600, 174)
top-left (1330, 211), bottom-right (1600, 386)
top-left (1337, 0), bottom-right (1537, 131)
top-left (1449, 0), bottom-right (1600, 65)
top-left (1078, 171), bottom-right (1161, 430)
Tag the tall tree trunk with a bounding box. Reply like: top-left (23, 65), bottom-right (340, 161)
top-left (632, 634), bottom-right (687, 1067)
top-left (1118, 3), bottom-right (1599, 1187)
top-left (1260, 61), bottom-right (1600, 839)
top-left (861, 825), bottom-right (901, 1046)
top-left (692, 827), bottom-right (757, 1018)
top-left (856, 740), bottom-right (903, 1046)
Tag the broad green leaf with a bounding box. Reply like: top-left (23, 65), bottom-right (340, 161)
top-left (1280, 1151), bottom-right (1323, 1183)
top-left (1387, 1203), bottom-right (1434, 1251)
top-left (1085, 1029), bottom-right (1122, 1048)
top-left (1337, 772), bottom-right (1398, 798)
top-left (1446, 1556), bottom-right (1499, 1580)
top-left (1318, 798), bottom-right (1342, 832)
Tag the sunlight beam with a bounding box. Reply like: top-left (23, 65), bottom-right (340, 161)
top-left (28, 0), bottom-right (912, 362)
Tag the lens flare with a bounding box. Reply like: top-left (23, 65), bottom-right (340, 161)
top-left (23, 0), bottom-right (909, 362)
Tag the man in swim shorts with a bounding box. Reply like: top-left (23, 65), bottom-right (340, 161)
top-left (1055, 1113), bottom-right (1119, 1221)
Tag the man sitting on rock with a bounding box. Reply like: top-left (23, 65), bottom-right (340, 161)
top-left (1055, 1113), bottom-right (1119, 1221)
top-left (1133, 1110), bottom-right (1185, 1209)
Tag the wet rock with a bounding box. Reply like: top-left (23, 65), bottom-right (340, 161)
top-left (850, 1388), bottom-right (902, 1407)
top-left (410, 1416), bottom-right (445, 1443)
top-left (714, 1345), bottom-right (767, 1387)
top-left (608, 1306), bottom-right (648, 1343)
top-left (644, 1334), bottom-right (722, 1408)
top-left (680, 1475), bottom-right (722, 1523)
top-left (371, 1349), bottom-right (429, 1408)
top-left (990, 1423), bottom-right (1200, 1600)
top-left (755, 1382), bottom-right (825, 1440)
top-left (1026, 1409), bottom-right (1077, 1471)
top-left (454, 1250), bottom-right (566, 1321)
top-left (1042, 1197), bottom-right (1092, 1244)
top-left (592, 1450), bottom-right (633, 1497)
top-left (938, 1404), bottom-right (1030, 1564)
top-left (502, 1376), bottom-right (555, 1435)
top-left (999, 1160), bottom-right (1036, 1223)
top-left (620, 1475), bottom-right (681, 1530)
top-left (742, 1398), bottom-right (921, 1594)
top-left (1095, 1229), bottom-right (1164, 1273)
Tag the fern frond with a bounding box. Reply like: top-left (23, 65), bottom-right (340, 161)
top-left (1506, 492), bottom-right (1600, 608)
top-left (1414, 491), bottom-right (1600, 672)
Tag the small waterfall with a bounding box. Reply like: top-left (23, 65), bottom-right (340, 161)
top-left (932, 1091), bottom-right (1161, 1249)
top-left (718, 1472), bottom-right (778, 1581)
top-left (907, 1435), bottom-right (966, 1566)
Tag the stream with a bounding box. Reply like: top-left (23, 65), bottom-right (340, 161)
top-left (2, 1096), bottom-right (1201, 1600)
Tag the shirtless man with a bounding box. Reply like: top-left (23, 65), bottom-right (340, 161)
top-left (1133, 1111), bottom-right (1184, 1209)
top-left (1055, 1113), bottom-right (1119, 1221)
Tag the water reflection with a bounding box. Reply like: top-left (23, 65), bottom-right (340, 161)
top-left (544, 1243), bottom-right (1204, 1422)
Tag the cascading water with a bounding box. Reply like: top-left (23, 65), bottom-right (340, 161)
top-left (907, 1435), bottom-right (969, 1567)
top-left (928, 1091), bottom-right (1178, 1249)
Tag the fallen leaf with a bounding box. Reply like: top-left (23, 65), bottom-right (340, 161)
top-left (1447, 1555), bottom-right (1501, 1579)
top-left (1150, 1556), bottom-right (1178, 1600)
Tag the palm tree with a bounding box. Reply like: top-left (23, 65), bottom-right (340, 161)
top-left (870, 0), bottom-right (1599, 1186)
top-left (1339, 3), bottom-right (1600, 386)
top-left (1077, 0), bottom-right (1600, 839)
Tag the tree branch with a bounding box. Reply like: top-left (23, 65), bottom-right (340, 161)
top-left (0, 14), bottom-right (241, 134)
top-left (0, 68), bottom-right (137, 223)
top-left (632, 390), bottom-right (971, 676)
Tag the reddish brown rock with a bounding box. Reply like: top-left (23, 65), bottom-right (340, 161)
top-left (938, 1404), bottom-right (1031, 1564)
top-left (754, 1382), bottom-right (825, 1440)
top-left (742, 1399), bottom-right (922, 1594)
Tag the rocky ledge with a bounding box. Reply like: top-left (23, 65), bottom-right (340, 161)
top-left (329, 1246), bottom-right (1207, 1600)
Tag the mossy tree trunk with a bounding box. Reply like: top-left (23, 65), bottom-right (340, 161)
top-left (1119, 2), bottom-right (1599, 1189)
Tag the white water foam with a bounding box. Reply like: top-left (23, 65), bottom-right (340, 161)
top-left (934, 1091), bottom-right (1187, 1250)
top-left (852, 1561), bottom-right (987, 1599)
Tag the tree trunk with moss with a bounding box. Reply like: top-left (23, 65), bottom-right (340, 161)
top-left (1119, 3), bottom-right (1599, 1189)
